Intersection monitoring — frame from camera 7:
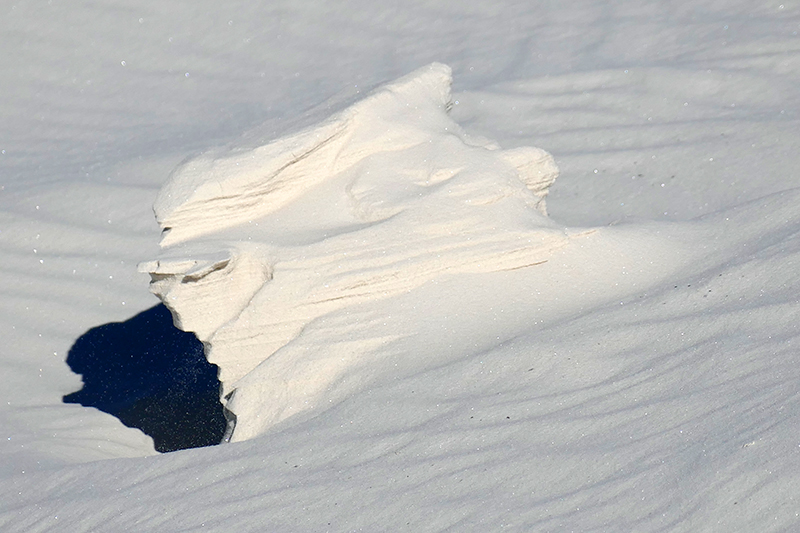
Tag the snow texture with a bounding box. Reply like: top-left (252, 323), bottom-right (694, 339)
top-left (1, 0), bottom-right (800, 531)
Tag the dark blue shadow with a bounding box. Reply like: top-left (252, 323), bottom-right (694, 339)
top-left (63, 304), bottom-right (227, 453)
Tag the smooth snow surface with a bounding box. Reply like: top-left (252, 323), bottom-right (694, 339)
top-left (2, 1), bottom-right (800, 531)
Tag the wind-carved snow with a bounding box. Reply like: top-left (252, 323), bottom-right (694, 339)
top-left (139, 63), bottom-right (570, 441)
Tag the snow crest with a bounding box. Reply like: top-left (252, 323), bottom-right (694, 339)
top-left (139, 63), bottom-right (567, 440)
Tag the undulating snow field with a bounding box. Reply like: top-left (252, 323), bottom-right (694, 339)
top-left (2, 1), bottom-right (800, 531)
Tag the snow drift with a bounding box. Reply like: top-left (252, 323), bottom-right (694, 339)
top-left (139, 63), bottom-right (569, 440)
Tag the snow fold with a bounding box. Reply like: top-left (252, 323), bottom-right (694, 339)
top-left (139, 63), bottom-right (567, 440)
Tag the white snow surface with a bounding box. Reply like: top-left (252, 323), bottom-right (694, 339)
top-left (140, 63), bottom-right (568, 440)
top-left (2, 0), bottom-right (800, 531)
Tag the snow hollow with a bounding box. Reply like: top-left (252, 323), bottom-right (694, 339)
top-left (63, 304), bottom-right (227, 452)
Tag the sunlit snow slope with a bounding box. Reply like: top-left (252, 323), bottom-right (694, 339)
top-left (140, 63), bottom-right (572, 440)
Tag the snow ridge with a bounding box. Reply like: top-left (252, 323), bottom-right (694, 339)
top-left (140, 63), bottom-right (566, 440)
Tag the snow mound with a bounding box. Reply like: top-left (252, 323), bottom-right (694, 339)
top-left (139, 63), bottom-right (568, 440)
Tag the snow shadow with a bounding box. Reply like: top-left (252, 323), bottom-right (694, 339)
top-left (63, 304), bottom-right (227, 453)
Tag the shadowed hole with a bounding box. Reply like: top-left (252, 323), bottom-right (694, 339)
top-left (63, 304), bottom-right (227, 453)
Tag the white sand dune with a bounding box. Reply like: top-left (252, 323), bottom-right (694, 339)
top-left (1, 1), bottom-right (799, 531)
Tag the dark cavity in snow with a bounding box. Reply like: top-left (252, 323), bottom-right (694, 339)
top-left (63, 304), bottom-right (227, 453)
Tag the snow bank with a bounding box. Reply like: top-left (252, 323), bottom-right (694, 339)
top-left (139, 63), bottom-right (567, 440)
